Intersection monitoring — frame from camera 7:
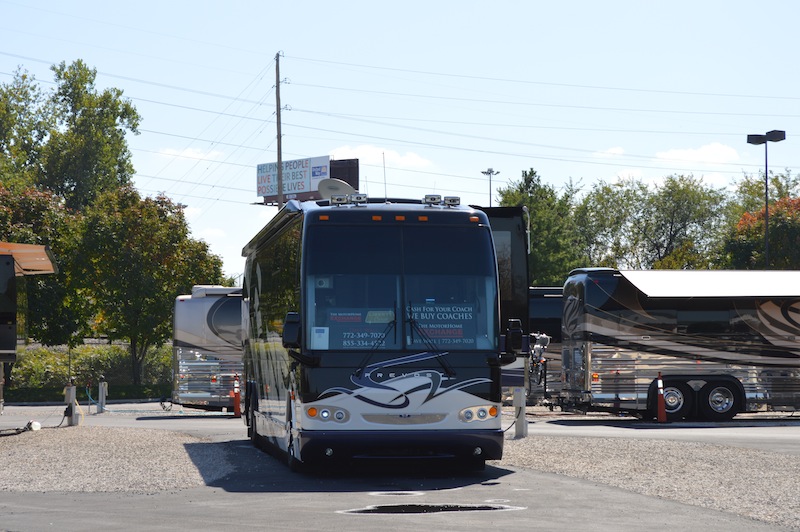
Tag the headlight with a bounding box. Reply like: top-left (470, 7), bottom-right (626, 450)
top-left (459, 405), bottom-right (498, 423)
top-left (306, 405), bottom-right (349, 422)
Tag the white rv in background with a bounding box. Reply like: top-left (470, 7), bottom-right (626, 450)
top-left (172, 285), bottom-right (243, 409)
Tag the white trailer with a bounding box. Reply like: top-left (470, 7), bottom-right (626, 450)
top-left (172, 285), bottom-right (244, 409)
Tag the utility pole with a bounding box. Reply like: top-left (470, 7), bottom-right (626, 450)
top-left (275, 52), bottom-right (284, 208)
top-left (481, 168), bottom-right (499, 207)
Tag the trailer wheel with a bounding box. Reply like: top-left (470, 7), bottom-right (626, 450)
top-left (699, 381), bottom-right (739, 421)
top-left (662, 381), bottom-right (693, 421)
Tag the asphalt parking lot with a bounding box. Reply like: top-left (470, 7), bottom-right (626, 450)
top-left (1, 402), bottom-right (797, 531)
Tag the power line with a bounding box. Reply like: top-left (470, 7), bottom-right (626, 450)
top-left (282, 122), bottom-right (763, 175)
top-left (290, 82), bottom-right (800, 119)
top-left (287, 55), bottom-right (800, 102)
top-left (1, 51), bottom-right (791, 187)
top-left (291, 108), bottom-right (749, 137)
top-left (4, 52), bottom-right (793, 123)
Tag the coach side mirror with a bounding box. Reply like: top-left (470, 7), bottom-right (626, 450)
top-left (497, 318), bottom-right (523, 365)
top-left (506, 319), bottom-right (523, 352)
top-left (282, 312), bottom-right (301, 348)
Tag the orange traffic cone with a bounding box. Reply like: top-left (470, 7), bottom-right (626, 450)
top-left (233, 375), bottom-right (241, 418)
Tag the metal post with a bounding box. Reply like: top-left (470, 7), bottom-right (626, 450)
top-left (98, 377), bottom-right (107, 414)
top-left (481, 168), bottom-right (499, 207)
top-left (64, 384), bottom-right (78, 426)
top-left (523, 353), bottom-right (531, 400)
top-left (764, 142), bottom-right (769, 268)
top-left (275, 52), bottom-right (284, 208)
top-left (513, 387), bottom-right (528, 438)
top-left (747, 130), bottom-right (785, 269)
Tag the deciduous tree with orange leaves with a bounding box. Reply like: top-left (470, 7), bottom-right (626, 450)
top-left (726, 196), bottom-right (800, 269)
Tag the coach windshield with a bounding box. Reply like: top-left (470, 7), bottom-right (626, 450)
top-left (304, 223), bottom-right (497, 351)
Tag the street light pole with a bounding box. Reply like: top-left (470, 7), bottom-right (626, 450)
top-left (481, 168), bottom-right (500, 207)
top-left (747, 130), bottom-right (786, 269)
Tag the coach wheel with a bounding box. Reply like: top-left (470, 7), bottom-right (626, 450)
top-left (662, 381), bottom-right (693, 421)
top-left (249, 395), bottom-right (260, 446)
top-left (245, 386), bottom-right (253, 438)
top-left (286, 430), bottom-right (304, 472)
top-left (699, 381), bottom-right (739, 421)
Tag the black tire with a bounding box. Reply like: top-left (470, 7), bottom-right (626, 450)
top-left (286, 439), bottom-right (303, 473)
top-left (661, 381), bottom-right (693, 421)
top-left (245, 385), bottom-right (253, 438)
top-left (243, 383), bottom-right (251, 433)
top-left (249, 394), bottom-right (260, 447)
top-left (698, 381), bottom-right (739, 421)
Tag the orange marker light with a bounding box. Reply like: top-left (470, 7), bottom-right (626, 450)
top-left (307, 407), bottom-right (318, 417)
top-left (418, 215), bottom-right (429, 222)
top-left (489, 406), bottom-right (498, 417)
top-left (319, 215), bottom-right (329, 221)
top-left (395, 215), bottom-right (406, 221)
top-left (372, 215), bottom-right (382, 221)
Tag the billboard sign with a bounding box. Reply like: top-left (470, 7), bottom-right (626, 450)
top-left (256, 157), bottom-right (360, 203)
top-left (256, 156), bottom-right (331, 203)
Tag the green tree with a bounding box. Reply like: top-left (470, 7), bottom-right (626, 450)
top-left (636, 175), bottom-right (727, 269)
top-left (575, 175), bottom-right (726, 269)
top-left (76, 186), bottom-right (224, 384)
top-left (573, 177), bottom-right (647, 268)
top-left (0, 68), bottom-right (51, 188)
top-left (0, 60), bottom-right (143, 353)
top-left (0, 184), bottom-right (87, 347)
top-left (38, 60), bottom-right (140, 210)
top-left (497, 169), bottom-right (583, 285)
top-left (731, 170), bottom-right (799, 216)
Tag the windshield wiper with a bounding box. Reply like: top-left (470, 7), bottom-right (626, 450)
top-left (353, 318), bottom-right (396, 378)
top-left (406, 304), bottom-right (456, 377)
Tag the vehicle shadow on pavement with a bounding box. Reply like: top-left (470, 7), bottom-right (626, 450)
top-left (184, 439), bottom-right (514, 494)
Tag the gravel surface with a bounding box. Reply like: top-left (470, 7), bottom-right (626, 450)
top-left (1, 406), bottom-right (798, 530)
top-left (0, 425), bottom-right (232, 493)
top-left (496, 433), bottom-right (800, 531)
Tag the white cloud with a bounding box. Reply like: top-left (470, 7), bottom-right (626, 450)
top-left (182, 206), bottom-right (203, 221)
top-left (195, 227), bottom-right (226, 241)
top-left (655, 142), bottom-right (739, 165)
top-left (701, 172), bottom-right (729, 187)
top-left (330, 145), bottom-right (432, 169)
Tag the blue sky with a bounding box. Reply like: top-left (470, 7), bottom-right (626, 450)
top-left (1, 1), bottom-right (797, 280)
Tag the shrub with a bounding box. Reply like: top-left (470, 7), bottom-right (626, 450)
top-left (11, 343), bottom-right (172, 389)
